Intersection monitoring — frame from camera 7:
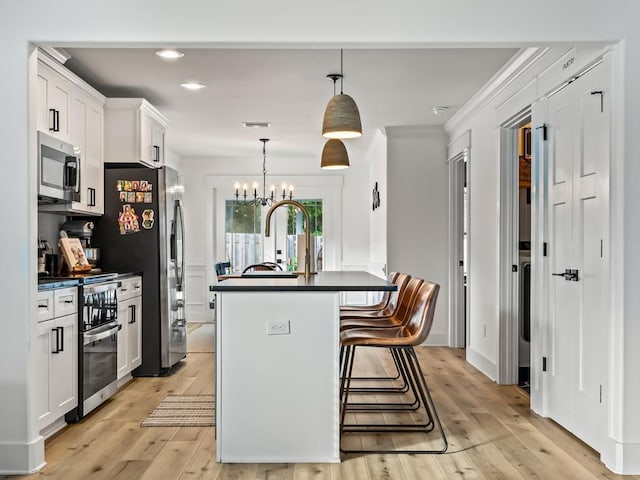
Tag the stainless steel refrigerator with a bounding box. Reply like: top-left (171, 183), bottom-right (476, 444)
top-left (93, 164), bottom-right (186, 375)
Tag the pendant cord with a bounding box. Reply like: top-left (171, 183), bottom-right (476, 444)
top-left (262, 140), bottom-right (267, 199)
top-left (340, 49), bottom-right (344, 94)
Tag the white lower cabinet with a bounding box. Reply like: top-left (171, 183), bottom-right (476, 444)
top-left (117, 276), bottom-right (142, 380)
top-left (35, 287), bottom-right (78, 432)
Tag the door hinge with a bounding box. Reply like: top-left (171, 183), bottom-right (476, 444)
top-left (459, 260), bottom-right (464, 267)
top-left (512, 264), bottom-right (518, 273)
top-left (542, 356), bottom-right (547, 372)
top-left (536, 124), bottom-right (548, 141)
top-left (543, 242), bottom-right (548, 257)
top-left (591, 90), bottom-right (604, 113)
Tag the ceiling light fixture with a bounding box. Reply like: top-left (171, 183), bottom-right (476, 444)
top-left (155, 49), bottom-right (185, 59)
top-left (234, 139), bottom-right (294, 206)
top-left (243, 121), bottom-right (271, 128)
top-left (321, 139), bottom-right (350, 170)
top-left (432, 106), bottom-right (450, 116)
top-left (180, 82), bottom-right (206, 90)
top-left (322, 49), bottom-right (362, 139)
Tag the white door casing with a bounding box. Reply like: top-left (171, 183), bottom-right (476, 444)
top-left (538, 59), bottom-right (610, 452)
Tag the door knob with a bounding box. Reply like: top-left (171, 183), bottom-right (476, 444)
top-left (552, 269), bottom-right (579, 281)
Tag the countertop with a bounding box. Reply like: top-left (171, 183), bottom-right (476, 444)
top-left (38, 271), bottom-right (140, 290)
top-left (209, 270), bottom-right (396, 292)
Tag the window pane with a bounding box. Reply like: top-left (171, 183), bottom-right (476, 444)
top-left (286, 199), bottom-right (323, 272)
top-left (225, 200), bottom-right (262, 272)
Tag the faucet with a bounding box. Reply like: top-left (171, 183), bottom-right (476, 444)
top-left (265, 199), bottom-right (313, 278)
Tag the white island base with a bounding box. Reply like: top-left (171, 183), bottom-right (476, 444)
top-left (216, 290), bottom-right (340, 463)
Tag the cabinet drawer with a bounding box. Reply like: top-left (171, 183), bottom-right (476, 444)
top-left (37, 291), bottom-right (54, 322)
top-left (54, 287), bottom-right (78, 318)
top-left (118, 276), bottom-right (142, 301)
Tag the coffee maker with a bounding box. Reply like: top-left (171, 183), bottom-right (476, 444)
top-left (59, 220), bottom-right (100, 268)
top-left (38, 239), bottom-right (55, 275)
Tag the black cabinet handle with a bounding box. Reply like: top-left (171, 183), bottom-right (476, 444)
top-left (52, 327), bottom-right (60, 354)
top-left (87, 187), bottom-right (96, 207)
top-left (129, 304), bottom-right (136, 324)
top-left (153, 145), bottom-right (160, 162)
top-left (49, 108), bottom-right (56, 131)
top-left (58, 326), bottom-right (64, 352)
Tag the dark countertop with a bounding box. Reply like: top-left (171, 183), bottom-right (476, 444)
top-left (209, 271), bottom-right (396, 292)
top-left (37, 271), bottom-right (141, 290)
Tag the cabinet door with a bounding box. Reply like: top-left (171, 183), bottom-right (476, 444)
top-left (50, 313), bottom-right (77, 416)
top-left (150, 119), bottom-right (165, 167)
top-left (35, 319), bottom-right (55, 430)
top-left (128, 296), bottom-right (142, 371)
top-left (72, 90), bottom-right (104, 215)
top-left (85, 99), bottom-right (104, 214)
top-left (139, 110), bottom-right (153, 167)
top-left (117, 299), bottom-right (130, 379)
top-left (38, 62), bottom-right (73, 143)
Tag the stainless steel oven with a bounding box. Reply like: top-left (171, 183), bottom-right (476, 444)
top-left (67, 279), bottom-right (120, 421)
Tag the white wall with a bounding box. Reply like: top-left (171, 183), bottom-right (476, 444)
top-left (2, 0), bottom-right (640, 474)
top-left (386, 126), bottom-right (449, 345)
top-left (368, 129), bottom-right (388, 278)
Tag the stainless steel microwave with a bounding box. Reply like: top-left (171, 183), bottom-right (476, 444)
top-left (38, 131), bottom-right (80, 204)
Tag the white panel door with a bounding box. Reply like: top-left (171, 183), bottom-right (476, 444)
top-left (541, 60), bottom-right (609, 451)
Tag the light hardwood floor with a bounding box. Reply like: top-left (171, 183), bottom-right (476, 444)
top-left (4, 346), bottom-right (636, 480)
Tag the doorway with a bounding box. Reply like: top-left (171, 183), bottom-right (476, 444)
top-left (449, 149), bottom-right (469, 349)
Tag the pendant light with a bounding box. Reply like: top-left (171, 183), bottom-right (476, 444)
top-left (322, 49), bottom-right (362, 139)
top-left (321, 139), bottom-right (350, 169)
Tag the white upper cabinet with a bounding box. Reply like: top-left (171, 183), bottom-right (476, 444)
top-left (71, 89), bottom-right (105, 215)
top-left (37, 51), bottom-right (106, 215)
top-left (37, 62), bottom-right (73, 144)
top-left (104, 98), bottom-right (168, 168)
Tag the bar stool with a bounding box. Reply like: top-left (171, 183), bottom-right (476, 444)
top-left (339, 281), bottom-right (448, 455)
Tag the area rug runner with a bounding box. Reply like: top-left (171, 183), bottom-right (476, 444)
top-left (141, 394), bottom-right (215, 427)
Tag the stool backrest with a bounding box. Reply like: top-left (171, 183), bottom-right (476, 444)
top-left (385, 273), bottom-right (411, 314)
top-left (391, 277), bottom-right (424, 323)
top-left (377, 271), bottom-right (400, 306)
top-left (403, 281), bottom-right (440, 345)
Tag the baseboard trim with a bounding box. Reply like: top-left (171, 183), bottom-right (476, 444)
top-left (602, 439), bottom-right (640, 475)
top-left (423, 332), bottom-right (448, 346)
top-left (466, 347), bottom-right (498, 382)
top-left (0, 436), bottom-right (46, 474)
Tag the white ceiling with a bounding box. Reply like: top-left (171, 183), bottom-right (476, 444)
top-left (63, 47), bottom-right (518, 165)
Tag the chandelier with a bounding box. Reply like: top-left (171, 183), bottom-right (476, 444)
top-left (234, 138), bottom-right (293, 206)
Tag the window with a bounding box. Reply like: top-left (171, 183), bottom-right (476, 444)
top-left (286, 199), bottom-right (323, 272)
top-left (225, 201), bottom-right (262, 272)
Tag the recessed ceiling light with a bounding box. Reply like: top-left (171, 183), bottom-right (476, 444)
top-left (243, 122), bottom-right (271, 128)
top-left (432, 106), bottom-right (450, 116)
top-left (180, 82), bottom-right (206, 91)
top-left (155, 49), bottom-right (184, 59)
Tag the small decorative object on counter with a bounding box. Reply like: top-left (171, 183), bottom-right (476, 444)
top-left (59, 236), bottom-right (92, 272)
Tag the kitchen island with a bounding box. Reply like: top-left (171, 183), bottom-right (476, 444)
top-left (209, 271), bottom-right (395, 463)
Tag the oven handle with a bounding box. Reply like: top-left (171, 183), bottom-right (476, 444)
top-left (83, 322), bottom-right (121, 344)
top-left (84, 282), bottom-right (120, 295)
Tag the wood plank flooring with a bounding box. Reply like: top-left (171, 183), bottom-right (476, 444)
top-left (4, 344), bottom-right (635, 480)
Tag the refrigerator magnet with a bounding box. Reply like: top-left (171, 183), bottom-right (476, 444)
top-left (144, 192), bottom-right (152, 203)
top-left (127, 192), bottom-right (136, 202)
top-left (119, 191), bottom-right (127, 202)
top-left (124, 180), bottom-right (132, 191)
top-left (142, 209), bottom-right (155, 230)
top-left (136, 192), bottom-right (144, 203)
top-left (116, 180), bottom-right (124, 191)
top-left (131, 180), bottom-right (140, 191)
top-left (140, 180), bottom-right (148, 191)
top-left (118, 205), bottom-right (140, 235)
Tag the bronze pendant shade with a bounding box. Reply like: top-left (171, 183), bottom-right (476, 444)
top-left (321, 138), bottom-right (350, 170)
top-left (322, 93), bottom-right (362, 139)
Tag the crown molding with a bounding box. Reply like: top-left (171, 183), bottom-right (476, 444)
top-left (444, 47), bottom-right (549, 136)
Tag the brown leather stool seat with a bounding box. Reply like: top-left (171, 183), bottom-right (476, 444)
top-left (339, 281), bottom-right (448, 455)
top-left (339, 273), bottom-right (410, 320)
top-left (339, 272), bottom-right (399, 313)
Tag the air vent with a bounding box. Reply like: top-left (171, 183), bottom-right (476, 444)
top-left (243, 122), bottom-right (271, 128)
